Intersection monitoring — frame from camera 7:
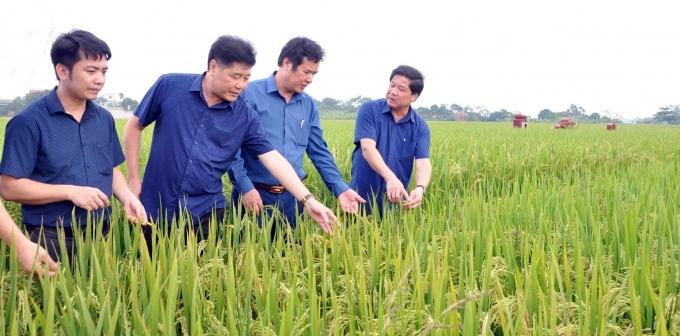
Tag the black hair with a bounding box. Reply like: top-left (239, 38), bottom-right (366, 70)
top-left (207, 35), bottom-right (256, 69)
top-left (50, 29), bottom-right (111, 80)
top-left (277, 37), bottom-right (325, 70)
top-left (390, 65), bottom-right (424, 95)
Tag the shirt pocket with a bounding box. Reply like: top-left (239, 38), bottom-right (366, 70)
top-left (397, 133), bottom-right (416, 161)
top-left (94, 141), bottom-right (114, 175)
top-left (290, 116), bottom-right (310, 147)
top-left (206, 122), bottom-right (236, 149)
top-left (204, 123), bottom-right (239, 174)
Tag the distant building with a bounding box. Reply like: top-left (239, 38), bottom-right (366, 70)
top-left (97, 93), bottom-right (125, 108)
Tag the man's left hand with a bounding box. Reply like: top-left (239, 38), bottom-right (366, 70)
top-left (337, 189), bottom-right (366, 214)
top-left (402, 187), bottom-right (425, 209)
top-left (124, 195), bottom-right (148, 224)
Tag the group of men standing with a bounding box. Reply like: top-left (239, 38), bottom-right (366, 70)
top-left (0, 30), bottom-right (432, 276)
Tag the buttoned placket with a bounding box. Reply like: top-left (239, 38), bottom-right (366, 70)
top-left (179, 110), bottom-right (208, 194)
top-left (75, 112), bottom-right (96, 185)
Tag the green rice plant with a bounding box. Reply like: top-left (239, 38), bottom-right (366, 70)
top-left (0, 119), bottom-right (678, 334)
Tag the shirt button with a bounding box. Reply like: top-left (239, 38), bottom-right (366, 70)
top-left (189, 160), bottom-right (193, 163)
top-left (200, 124), bottom-right (204, 128)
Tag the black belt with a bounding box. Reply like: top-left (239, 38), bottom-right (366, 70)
top-left (252, 177), bottom-right (306, 194)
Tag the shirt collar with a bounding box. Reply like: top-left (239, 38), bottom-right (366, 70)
top-left (381, 100), bottom-right (416, 124)
top-left (267, 71), bottom-right (303, 103)
top-left (45, 88), bottom-right (64, 115)
top-left (192, 72), bottom-right (235, 109)
top-left (46, 87), bottom-right (98, 119)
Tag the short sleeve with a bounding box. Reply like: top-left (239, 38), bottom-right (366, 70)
top-left (0, 115), bottom-right (39, 178)
top-left (134, 75), bottom-right (166, 126)
top-left (354, 102), bottom-right (377, 143)
top-left (415, 121), bottom-right (430, 159)
top-left (111, 118), bottom-right (125, 166)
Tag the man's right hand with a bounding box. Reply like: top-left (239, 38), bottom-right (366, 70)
top-left (241, 189), bottom-right (263, 214)
top-left (16, 239), bottom-right (58, 277)
top-left (67, 186), bottom-right (110, 211)
top-left (385, 177), bottom-right (410, 204)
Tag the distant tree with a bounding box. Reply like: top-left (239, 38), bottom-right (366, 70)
top-left (450, 104), bottom-right (464, 113)
top-left (488, 109), bottom-right (513, 122)
top-left (565, 104), bottom-right (586, 119)
top-left (121, 97), bottom-right (139, 111)
top-left (319, 97), bottom-right (341, 110)
top-left (6, 89), bottom-right (51, 115)
top-left (347, 95), bottom-right (371, 108)
top-left (653, 105), bottom-right (680, 124)
top-left (537, 108), bottom-right (555, 121)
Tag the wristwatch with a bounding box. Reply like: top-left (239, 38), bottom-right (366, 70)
top-left (300, 193), bottom-right (315, 204)
top-left (415, 185), bottom-right (426, 193)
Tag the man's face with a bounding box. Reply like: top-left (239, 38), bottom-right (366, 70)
top-left (58, 55), bottom-right (108, 101)
top-left (385, 74), bottom-right (418, 110)
top-left (209, 61), bottom-right (252, 102)
top-left (280, 57), bottom-right (319, 94)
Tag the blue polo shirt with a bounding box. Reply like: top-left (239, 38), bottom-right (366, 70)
top-left (228, 74), bottom-right (348, 197)
top-left (0, 89), bottom-right (124, 227)
top-left (135, 73), bottom-right (274, 222)
top-left (349, 99), bottom-right (430, 208)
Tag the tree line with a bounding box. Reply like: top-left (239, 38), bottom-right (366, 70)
top-left (0, 90), bottom-right (139, 116)
top-left (2, 90), bottom-right (679, 124)
top-left (316, 96), bottom-right (680, 124)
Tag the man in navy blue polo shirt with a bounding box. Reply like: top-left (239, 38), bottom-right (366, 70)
top-left (0, 30), bottom-right (147, 261)
top-left (229, 37), bottom-right (365, 233)
top-left (350, 65), bottom-right (432, 215)
top-left (123, 35), bottom-right (337, 237)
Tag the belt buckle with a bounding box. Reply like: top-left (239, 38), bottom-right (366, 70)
top-left (270, 185), bottom-right (285, 194)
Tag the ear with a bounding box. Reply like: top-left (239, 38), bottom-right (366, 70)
top-left (208, 59), bottom-right (219, 73)
top-left (411, 93), bottom-right (420, 102)
top-left (282, 57), bottom-right (293, 70)
top-left (55, 63), bottom-right (70, 81)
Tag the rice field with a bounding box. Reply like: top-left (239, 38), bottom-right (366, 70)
top-left (1, 119), bottom-right (679, 335)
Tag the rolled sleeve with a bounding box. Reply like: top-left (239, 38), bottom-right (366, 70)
top-left (228, 148), bottom-right (255, 193)
top-left (0, 115), bottom-right (38, 178)
top-left (241, 109), bottom-right (274, 157)
top-left (306, 107), bottom-right (349, 197)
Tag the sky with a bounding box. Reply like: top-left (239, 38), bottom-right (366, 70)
top-left (1, 0), bottom-right (679, 120)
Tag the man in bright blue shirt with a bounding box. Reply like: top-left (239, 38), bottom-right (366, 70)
top-left (0, 30), bottom-right (146, 261)
top-left (229, 37), bottom-right (364, 231)
top-left (124, 36), bottom-right (337, 237)
top-left (350, 65), bottom-right (432, 215)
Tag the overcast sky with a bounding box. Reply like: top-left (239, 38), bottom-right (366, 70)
top-left (1, 0), bottom-right (678, 119)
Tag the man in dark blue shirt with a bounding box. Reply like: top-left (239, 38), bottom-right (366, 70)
top-left (124, 36), bottom-right (337, 237)
top-left (229, 37), bottom-right (364, 232)
top-left (350, 65), bottom-right (432, 215)
top-left (0, 30), bottom-right (147, 262)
